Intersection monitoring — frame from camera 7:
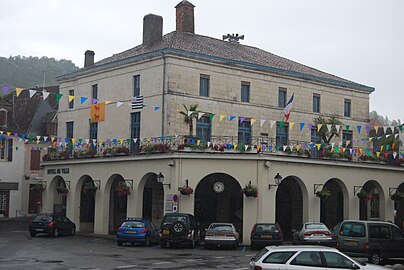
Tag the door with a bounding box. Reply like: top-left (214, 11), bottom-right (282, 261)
top-left (0, 190), bottom-right (9, 217)
top-left (287, 251), bottom-right (325, 270)
top-left (390, 225), bottom-right (404, 257)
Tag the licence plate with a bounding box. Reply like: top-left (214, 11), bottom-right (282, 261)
top-left (261, 235), bottom-right (273, 238)
top-left (163, 229), bottom-right (169, 235)
top-left (127, 231), bottom-right (136, 234)
top-left (216, 234), bottom-right (225, 237)
top-left (36, 228), bottom-right (44, 232)
top-left (313, 234), bottom-right (323, 237)
top-left (346, 240), bottom-right (357, 246)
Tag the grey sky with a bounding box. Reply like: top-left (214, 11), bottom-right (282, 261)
top-left (0, 0), bottom-right (402, 121)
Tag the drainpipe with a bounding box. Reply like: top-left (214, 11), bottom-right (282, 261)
top-left (161, 52), bottom-right (166, 137)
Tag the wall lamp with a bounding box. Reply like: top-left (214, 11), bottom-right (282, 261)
top-left (269, 173), bottom-right (283, 189)
top-left (157, 172), bottom-right (171, 189)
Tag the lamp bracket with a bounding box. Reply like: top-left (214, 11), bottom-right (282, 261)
top-left (314, 184), bottom-right (323, 195)
top-left (389, 187), bottom-right (398, 196)
top-left (125, 179), bottom-right (134, 190)
top-left (354, 185), bottom-right (363, 196)
top-left (65, 180), bottom-right (71, 190)
top-left (38, 180), bottom-right (47, 190)
top-left (93, 180), bottom-right (101, 190)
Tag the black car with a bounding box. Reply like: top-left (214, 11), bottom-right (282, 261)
top-left (160, 212), bottom-right (200, 248)
top-left (250, 223), bottom-right (283, 250)
top-left (29, 213), bottom-right (76, 237)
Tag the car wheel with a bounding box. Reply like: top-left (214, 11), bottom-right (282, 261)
top-left (369, 252), bottom-right (381, 265)
top-left (117, 240), bottom-right (123, 246)
top-left (30, 232), bottom-right (36, 237)
top-left (53, 228), bottom-right (59, 238)
top-left (144, 236), bottom-right (150, 247)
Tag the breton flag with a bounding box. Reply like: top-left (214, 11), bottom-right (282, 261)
top-left (284, 93), bottom-right (295, 122)
top-left (131, 96), bottom-right (144, 110)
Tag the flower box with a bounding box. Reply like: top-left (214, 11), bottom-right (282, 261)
top-left (56, 187), bottom-right (69, 195)
top-left (178, 186), bottom-right (193, 195)
top-left (115, 182), bottom-right (131, 196)
top-left (243, 182), bottom-right (258, 198)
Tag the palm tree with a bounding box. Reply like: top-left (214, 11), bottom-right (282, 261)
top-left (179, 104), bottom-right (199, 137)
top-left (314, 115), bottom-right (343, 143)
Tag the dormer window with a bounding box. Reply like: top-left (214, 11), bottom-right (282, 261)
top-left (0, 109), bottom-right (7, 127)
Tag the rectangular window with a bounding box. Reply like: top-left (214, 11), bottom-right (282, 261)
top-left (30, 149), bottom-right (41, 170)
top-left (0, 139), bottom-right (12, 162)
top-left (311, 128), bottom-right (322, 144)
top-left (313, 94), bottom-right (320, 113)
top-left (92, 84), bottom-right (98, 100)
top-left (238, 120), bottom-right (251, 145)
top-left (89, 122), bottom-right (98, 140)
top-left (200, 75), bottom-right (210, 97)
top-left (196, 116), bottom-right (211, 142)
top-left (68, 90), bottom-right (74, 109)
top-left (241, 82), bottom-right (250, 103)
top-left (133, 75), bottom-right (140, 97)
top-left (66, 121), bottom-right (74, 139)
top-left (278, 88), bottom-right (287, 108)
top-left (276, 122), bottom-right (289, 147)
top-left (343, 130), bottom-right (353, 148)
top-left (344, 99), bottom-right (351, 117)
top-left (131, 112), bottom-right (141, 154)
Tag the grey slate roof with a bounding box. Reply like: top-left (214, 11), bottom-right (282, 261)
top-left (60, 31), bottom-right (374, 92)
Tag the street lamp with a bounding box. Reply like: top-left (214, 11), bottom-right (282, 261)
top-left (156, 172), bottom-right (171, 189)
top-left (269, 173), bottom-right (283, 189)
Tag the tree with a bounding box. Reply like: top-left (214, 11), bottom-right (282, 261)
top-left (178, 104), bottom-right (200, 137)
top-left (313, 115), bottom-right (344, 144)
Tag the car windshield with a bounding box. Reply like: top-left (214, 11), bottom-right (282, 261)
top-left (305, 223), bottom-right (327, 230)
top-left (256, 224), bottom-right (278, 232)
top-left (339, 222), bottom-right (365, 237)
top-left (121, 221), bottom-right (144, 228)
top-left (164, 216), bottom-right (187, 224)
top-left (208, 224), bottom-right (233, 231)
top-left (34, 215), bottom-right (53, 222)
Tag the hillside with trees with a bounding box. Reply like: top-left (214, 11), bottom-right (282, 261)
top-left (0, 55), bottom-right (78, 88)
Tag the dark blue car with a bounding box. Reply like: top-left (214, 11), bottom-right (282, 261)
top-left (116, 218), bottom-right (159, 246)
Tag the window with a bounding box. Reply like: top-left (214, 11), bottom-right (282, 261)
top-left (322, 251), bottom-right (355, 269)
top-left (369, 225), bottom-right (390, 239)
top-left (290, 251), bottom-right (323, 267)
top-left (238, 120), bottom-right (251, 145)
top-left (200, 75), bottom-right (210, 97)
top-left (241, 82), bottom-right (250, 102)
top-left (68, 90), bottom-right (74, 109)
top-left (262, 251), bottom-right (296, 264)
top-left (391, 226), bottom-right (404, 241)
top-left (344, 99), bottom-right (351, 117)
top-left (92, 84), bottom-right (98, 100)
top-left (0, 139), bottom-right (13, 162)
top-left (66, 122), bottom-right (74, 139)
top-left (131, 112), bottom-right (141, 154)
top-left (276, 122), bottom-right (289, 147)
top-left (313, 94), bottom-right (320, 113)
top-left (30, 149), bottom-right (41, 170)
top-left (278, 88), bottom-right (287, 108)
top-left (196, 116), bottom-right (211, 142)
top-left (89, 122), bottom-right (98, 140)
top-left (133, 75), bottom-right (140, 97)
top-left (340, 222), bottom-right (366, 237)
top-left (0, 109), bottom-right (7, 126)
top-left (342, 130), bottom-right (353, 148)
top-left (311, 128), bottom-right (321, 144)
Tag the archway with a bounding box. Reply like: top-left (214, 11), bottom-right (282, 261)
top-left (276, 176), bottom-right (304, 241)
top-left (194, 173), bottom-right (243, 239)
top-left (53, 176), bottom-right (68, 216)
top-left (359, 180), bottom-right (384, 220)
top-left (108, 175), bottom-right (128, 234)
top-left (142, 173), bottom-right (164, 225)
top-left (394, 182), bottom-right (404, 230)
top-left (79, 175), bottom-right (96, 233)
top-left (320, 178), bottom-right (345, 228)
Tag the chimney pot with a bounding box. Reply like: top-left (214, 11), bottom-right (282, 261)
top-left (143, 14), bottom-right (163, 47)
top-left (175, 0), bottom-right (195, 34)
top-left (84, 50), bottom-right (95, 67)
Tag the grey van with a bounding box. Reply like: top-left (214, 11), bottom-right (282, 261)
top-left (337, 220), bottom-right (404, 265)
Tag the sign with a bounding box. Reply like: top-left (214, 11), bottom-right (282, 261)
top-left (47, 168), bottom-right (69, 175)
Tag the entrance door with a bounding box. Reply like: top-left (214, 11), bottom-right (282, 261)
top-left (109, 178), bottom-right (128, 234)
top-left (28, 187), bottom-right (42, 214)
top-left (142, 175), bottom-right (164, 225)
top-left (0, 190), bottom-right (9, 217)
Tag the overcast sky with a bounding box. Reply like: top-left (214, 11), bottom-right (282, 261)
top-left (0, 0), bottom-right (402, 121)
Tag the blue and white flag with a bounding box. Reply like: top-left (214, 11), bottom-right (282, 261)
top-left (131, 96), bottom-right (144, 110)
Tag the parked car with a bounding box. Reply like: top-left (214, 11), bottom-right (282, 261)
top-left (337, 220), bottom-right (404, 265)
top-left (204, 223), bottom-right (239, 249)
top-left (160, 212), bottom-right (200, 248)
top-left (116, 218), bottom-right (159, 246)
top-left (29, 213), bottom-right (75, 237)
top-left (250, 223), bottom-right (283, 250)
top-left (292, 222), bottom-right (332, 246)
top-left (249, 245), bottom-right (387, 270)
top-left (330, 222), bottom-right (341, 246)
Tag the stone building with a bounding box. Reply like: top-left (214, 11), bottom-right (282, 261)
top-left (41, 1), bottom-right (404, 243)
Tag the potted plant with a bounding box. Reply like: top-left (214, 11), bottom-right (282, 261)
top-left (116, 146), bottom-right (130, 156)
top-left (390, 192), bottom-right (404, 201)
top-left (178, 186), bottom-right (194, 195)
top-left (115, 182), bottom-right (131, 196)
top-left (243, 182), bottom-right (258, 198)
top-left (56, 187), bottom-right (69, 195)
top-left (83, 182), bottom-right (98, 194)
top-left (316, 188), bottom-right (332, 199)
top-left (357, 189), bottom-right (367, 199)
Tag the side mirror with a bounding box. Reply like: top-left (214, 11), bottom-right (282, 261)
top-left (351, 263), bottom-right (360, 269)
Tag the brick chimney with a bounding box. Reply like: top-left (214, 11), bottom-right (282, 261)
top-left (84, 50), bottom-right (95, 67)
top-left (143, 14), bottom-right (163, 47)
top-left (175, 0), bottom-right (195, 34)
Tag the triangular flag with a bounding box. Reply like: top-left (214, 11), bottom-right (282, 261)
top-left (197, 140), bottom-right (200, 146)
top-left (120, 139), bottom-right (124, 145)
top-left (239, 117), bottom-right (245, 124)
top-left (383, 126), bottom-right (387, 134)
top-left (42, 91), bottom-right (49, 100)
top-left (80, 97), bottom-right (88, 104)
top-left (299, 123), bottom-right (305, 132)
top-left (270, 120), bottom-right (276, 129)
top-left (384, 152), bottom-right (389, 159)
top-left (209, 113), bottom-right (215, 120)
top-left (251, 118), bottom-right (256, 126)
top-left (117, 101), bottom-right (123, 107)
top-left (279, 121), bottom-right (284, 128)
top-left (68, 95), bottom-right (75, 103)
top-left (229, 116), bottom-right (236, 121)
top-left (2, 85), bottom-right (10, 93)
top-left (335, 125), bottom-right (340, 132)
top-left (92, 98), bottom-right (98, 104)
top-left (345, 125), bottom-right (350, 131)
top-left (220, 115), bottom-right (226, 122)
top-left (187, 111), bottom-right (193, 117)
top-left (326, 124), bottom-right (332, 131)
top-left (308, 123), bottom-right (313, 131)
top-left (16, 88), bottom-right (24, 97)
top-left (393, 152), bottom-right (397, 159)
top-left (55, 94), bottom-right (63, 103)
top-left (197, 112), bottom-right (205, 119)
top-left (374, 126), bottom-right (379, 133)
top-left (283, 145), bottom-right (288, 152)
top-left (29, 89), bottom-right (36, 98)
top-left (153, 106), bottom-right (160, 111)
top-left (105, 100), bottom-right (112, 105)
top-left (260, 119), bottom-right (266, 127)
top-left (357, 125), bottom-right (362, 134)
top-left (365, 125), bottom-right (370, 134)
top-left (317, 124), bottom-right (323, 132)
top-left (289, 122), bottom-right (295, 131)
top-left (316, 144), bottom-right (321, 150)
top-left (133, 138), bottom-right (138, 143)
top-left (376, 151), bottom-right (380, 157)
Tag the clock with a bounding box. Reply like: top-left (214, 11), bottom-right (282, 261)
top-left (213, 182), bottom-right (225, 193)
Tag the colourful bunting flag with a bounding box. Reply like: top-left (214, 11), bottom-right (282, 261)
top-left (68, 95), bottom-right (75, 103)
top-left (209, 113), bottom-right (215, 120)
top-left (16, 88), bottom-right (24, 97)
top-left (220, 115), bottom-right (226, 122)
top-left (251, 118), bottom-right (256, 126)
top-left (229, 116), bottom-right (236, 121)
top-left (80, 97), bottom-right (88, 104)
top-left (357, 125), bottom-right (362, 134)
top-left (55, 94), bottom-right (63, 103)
top-left (299, 123), bottom-right (305, 132)
top-left (260, 119), bottom-right (266, 127)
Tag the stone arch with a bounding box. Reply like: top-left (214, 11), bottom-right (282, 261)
top-left (49, 175), bottom-right (68, 216)
top-left (137, 172), bottom-right (164, 225)
top-left (275, 175), bottom-right (308, 241)
top-left (105, 174), bottom-right (128, 234)
top-left (194, 173), bottom-right (243, 240)
top-left (359, 180), bottom-right (385, 221)
top-left (320, 178), bottom-right (349, 228)
top-left (76, 175), bottom-right (96, 233)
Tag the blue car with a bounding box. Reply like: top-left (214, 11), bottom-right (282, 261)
top-left (116, 218), bottom-right (159, 246)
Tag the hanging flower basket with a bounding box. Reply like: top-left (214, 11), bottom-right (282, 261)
top-left (30, 184), bottom-right (45, 192)
top-left (115, 182), bottom-right (131, 196)
top-left (243, 182), bottom-right (258, 198)
top-left (390, 192), bottom-right (404, 201)
top-left (316, 188), bottom-right (332, 199)
top-left (56, 187), bottom-right (69, 195)
top-left (356, 189), bottom-right (367, 199)
top-left (83, 182), bottom-right (98, 194)
top-left (178, 186), bottom-right (193, 195)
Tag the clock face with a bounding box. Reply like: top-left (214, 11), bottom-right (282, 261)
top-left (213, 182), bottom-right (225, 193)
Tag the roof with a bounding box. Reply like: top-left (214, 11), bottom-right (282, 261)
top-left (59, 31), bottom-right (374, 92)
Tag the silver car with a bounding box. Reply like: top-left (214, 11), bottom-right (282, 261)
top-left (204, 223), bottom-right (239, 249)
top-left (249, 245), bottom-right (388, 270)
top-left (292, 222), bottom-right (332, 246)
